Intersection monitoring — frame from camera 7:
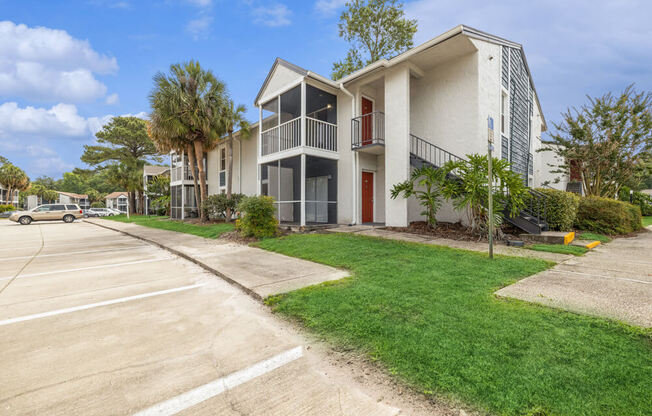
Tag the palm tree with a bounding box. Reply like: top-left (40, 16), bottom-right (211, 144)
top-left (220, 100), bottom-right (250, 221)
top-left (148, 61), bottom-right (227, 221)
top-left (0, 163), bottom-right (29, 207)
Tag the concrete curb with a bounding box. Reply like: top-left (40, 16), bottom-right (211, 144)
top-left (86, 220), bottom-right (263, 301)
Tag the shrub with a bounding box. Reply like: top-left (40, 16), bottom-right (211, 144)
top-left (236, 195), bottom-right (278, 238)
top-left (575, 196), bottom-right (643, 235)
top-left (525, 188), bottom-right (580, 231)
top-left (390, 165), bottom-right (447, 228)
top-left (202, 193), bottom-right (244, 220)
top-left (0, 204), bottom-right (14, 213)
top-left (618, 187), bottom-right (652, 216)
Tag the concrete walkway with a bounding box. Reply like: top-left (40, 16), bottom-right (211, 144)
top-left (325, 225), bottom-right (572, 263)
top-left (497, 229), bottom-right (652, 327)
top-left (88, 219), bottom-right (348, 298)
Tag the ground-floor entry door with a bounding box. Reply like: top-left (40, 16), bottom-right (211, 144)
top-left (361, 171), bottom-right (373, 223)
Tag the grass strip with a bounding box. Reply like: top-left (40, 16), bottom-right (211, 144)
top-left (105, 214), bottom-right (234, 239)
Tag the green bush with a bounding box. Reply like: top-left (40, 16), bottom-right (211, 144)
top-left (526, 188), bottom-right (580, 231)
top-left (90, 201), bottom-right (105, 208)
top-left (202, 193), bottom-right (244, 220)
top-left (618, 186), bottom-right (652, 216)
top-left (236, 195), bottom-right (278, 238)
top-left (0, 204), bottom-right (15, 213)
top-left (575, 196), bottom-right (643, 235)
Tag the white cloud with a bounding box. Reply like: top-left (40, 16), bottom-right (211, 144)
top-left (105, 93), bottom-right (119, 105)
top-left (0, 102), bottom-right (113, 138)
top-left (0, 21), bottom-right (118, 102)
top-left (252, 3), bottom-right (292, 27)
top-left (186, 15), bottom-right (213, 39)
top-left (185, 0), bottom-right (212, 7)
top-left (315, 0), bottom-right (347, 16)
top-left (31, 156), bottom-right (75, 178)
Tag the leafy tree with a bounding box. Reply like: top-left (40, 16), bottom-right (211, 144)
top-left (25, 183), bottom-right (59, 203)
top-left (443, 155), bottom-right (527, 235)
top-left (149, 61), bottom-right (227, 221)
top-left (331, 0), bottom-right (417, 80)
top-left (105, 162), bottom-right (142, 213)
top-left (32, 175), bottom-right (58, 190)
top-left (390, 165), bottom-right (447, 228)
top-left (145, 174), bottom-right (170, 215)
top-left (220, 100), bottom-right (250, 221)
top-left (82, 116), bottom-right (160, 213)
top-left (86, 189), bottom-right (106, 206)
top-left (0, 163), bottom-right (30, 207)
top-left (0, 155), bottom-right (8, 165)
top-left (542, 85), bottom-right (652, 197)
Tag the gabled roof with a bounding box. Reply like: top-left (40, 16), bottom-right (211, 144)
top-left (143, 165), bottom-right (169, 176)
top-left (105, 191), bottom-right (128, 199)
top-left (253, 25), bottom-right (546, 129)
top-left (57, 191), bottom-right (88, 199)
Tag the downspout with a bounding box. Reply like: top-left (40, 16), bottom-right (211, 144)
top-left (339, 82), bottom-right (357, 225)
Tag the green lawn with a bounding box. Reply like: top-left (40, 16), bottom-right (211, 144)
top-left (258, 233), bottom-right (651, 416)
top-left (105, 215), bottom-right (234, 238)
top-left (643, 216), bottom-right (652, 227)
top-left (577, 232), bottom-right (611, 243)
top-left (528, 243), bottom-right (588, 256)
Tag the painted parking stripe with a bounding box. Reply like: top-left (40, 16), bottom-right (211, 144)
top-left (133, 346), bottom-right (303, 416)
top-left (0, 246), bottom-right (150, 261)
top-left (0, 283), bottom-right (206, 326)
top-left (0, 258), bottom-right (173, 281)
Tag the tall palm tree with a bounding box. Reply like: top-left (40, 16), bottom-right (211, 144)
top-left (220, 100), bottom-right (250, 221)
top-left (148, 61), bottom-right (227, 221)
top-left (0, 163), bottom-right (29, 207)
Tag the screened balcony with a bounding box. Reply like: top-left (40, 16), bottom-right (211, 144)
top-left (260, 84), bottom-right (337, 156)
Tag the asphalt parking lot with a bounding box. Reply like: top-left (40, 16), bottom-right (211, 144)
top-left (0, 220), bottom-right (403, 415)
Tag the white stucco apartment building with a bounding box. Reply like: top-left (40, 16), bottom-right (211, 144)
top-left (171, 25), bottom-right (555, 229)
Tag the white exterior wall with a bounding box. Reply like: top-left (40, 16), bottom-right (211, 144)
top-left (259, 65), bottom-right (303, 103)
top-left (336, 89), bottom-right (354, 224)
top-left (384, 64), bottom-right (411, 227)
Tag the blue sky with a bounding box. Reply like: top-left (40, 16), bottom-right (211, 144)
top-left (1, 0), bottom-right (651, 179)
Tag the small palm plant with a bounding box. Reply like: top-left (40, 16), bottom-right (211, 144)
top-left (390, 165), bottom-right (448, 228)
top-left (442, 154), bottom-right (526, 235)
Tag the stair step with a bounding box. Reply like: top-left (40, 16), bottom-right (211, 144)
top-left (521, 231), bottom-right (575, 245)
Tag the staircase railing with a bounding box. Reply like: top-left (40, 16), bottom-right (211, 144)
top-left (409, 134), bottom-right (465, 167)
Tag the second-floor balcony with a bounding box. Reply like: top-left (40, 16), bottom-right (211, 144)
top-left (351, 111), bottom-right (385, 151)
top-left (261, 116), bottom-right (337, 156)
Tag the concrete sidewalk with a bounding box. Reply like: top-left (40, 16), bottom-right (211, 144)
top-left (326, 225), bottom-right (572, 263)
top-left (497, 229), bottom-right (652, 327)
top-left (88, 219), bottom-right (348, 298)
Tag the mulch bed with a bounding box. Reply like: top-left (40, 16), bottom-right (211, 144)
top-left (219, 227), bottom-right (291, 245)
top-left (386, 221), bottom-right (520, 243)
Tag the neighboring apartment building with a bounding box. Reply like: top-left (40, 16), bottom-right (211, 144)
top-left (26, 191), bottom-right (89, 210)
top-left (105, 191), bottom-right (129, 213)
top-left (143, 165), bottom-right (170, 214)
top-left (171, 25), bottom-right (554, 229)
top-left (0, 185), bottom-right (19, 206)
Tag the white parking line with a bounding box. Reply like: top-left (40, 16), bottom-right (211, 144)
top-left (0, 246), bottom-right (150, 261)
top-left (0, 258), bottom-right (173, 281)
top-left (133, 346), bottom-right (304, 416)
top-left (0, 283), bottom-right (206, 326)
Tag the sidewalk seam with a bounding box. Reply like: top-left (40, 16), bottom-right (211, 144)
top-left (86, 220), bottom-right (262, 300)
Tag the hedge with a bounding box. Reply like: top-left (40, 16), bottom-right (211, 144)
top-left (575, 196), bottom-right (643, 235)
top-left (526, 188), bottom-right (580, 231)
top-left (618, 187), bottom-right (652, 216)
top-left (0, 204), bottom-right (15, 213)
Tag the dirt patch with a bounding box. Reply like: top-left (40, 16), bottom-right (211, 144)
top-left (219, 227), bottom-right (292, 245)
top-left (387, 221), bottom-right (520, 243)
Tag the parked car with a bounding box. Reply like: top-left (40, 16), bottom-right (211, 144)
top-left (0, 210), bottom-right (17, 219)
top-left (88, 208), bottom-right (114, 217)
top-left (107, 208), bottom-right (123, 215)
top-left (9, 204), bottom-right (83, 225)
top-left (82, 209), bottom-right (100, 218)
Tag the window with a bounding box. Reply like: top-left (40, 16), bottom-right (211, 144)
top-left (65, 205), bottom-right (78, 210)
top-left (500, 91), bottom-right (507, 134)
top-left (51, 205), bottom-right (66, 211)
top-left (219, 148), bottom-right (226, 188)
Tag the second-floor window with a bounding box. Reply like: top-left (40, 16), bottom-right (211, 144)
top-left (219, 148), bottom-right (226, 188)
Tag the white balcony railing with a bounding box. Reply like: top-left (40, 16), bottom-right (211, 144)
top-left (306, 117), bottom-right (337, 152)
top-left (261, 118), bottom-right (301, 156)
top-left (261, 117), bottom-right (337, 156)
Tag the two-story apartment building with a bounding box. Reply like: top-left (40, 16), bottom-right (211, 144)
top-left (171, 25), bottom-right (552, 228)
top-left (26, 191), bottom-right (89, 210)
top-left (143, 165), bottom-right (170, 214)
top-left (0, 185), bottom-right (19, 206)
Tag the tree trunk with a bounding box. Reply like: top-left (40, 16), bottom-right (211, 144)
top-left (129, 191), bottom-right (136, 215)
top-left (186, 143), bottom-right (201, 220)
top-left (6, 185), bottom-right (13, 207)
top-left (226, 134), bottom-right (234, 222)
top-left (193, 140), bottom-right (207, 222)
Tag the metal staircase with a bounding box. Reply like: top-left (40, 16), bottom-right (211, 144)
top-left (408, 134), bottom-right (549, 234)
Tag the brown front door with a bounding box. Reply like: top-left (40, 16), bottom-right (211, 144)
top-left (361, 97), bottom-right (373, 145)
top-left (361, 171), bottom-right (373, 223)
